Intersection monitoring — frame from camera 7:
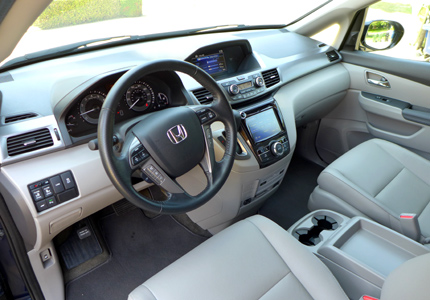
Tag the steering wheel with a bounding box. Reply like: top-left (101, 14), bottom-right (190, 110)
top-left (98, 59), bottom-right (237, 214)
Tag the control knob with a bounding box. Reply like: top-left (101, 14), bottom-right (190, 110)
top-left (270, 141), bottom-right (284, 156)
top-left (255, 77), bottom-right (264, 87)
top-left (229, 84), bottom-right (240, 95)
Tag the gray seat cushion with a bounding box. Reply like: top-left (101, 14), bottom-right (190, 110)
top-left (128, 215), bottom-right (347, 300)
top-left (309, 138), bottom-right (430, 239)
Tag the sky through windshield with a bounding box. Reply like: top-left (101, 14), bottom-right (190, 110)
top-left (2, 0), bottom-right (330, 68)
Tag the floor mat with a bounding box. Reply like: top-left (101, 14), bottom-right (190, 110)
top-left (259, 155), bottom-right (324, 230)
top-left (66, 209), bottom-right (207, 300)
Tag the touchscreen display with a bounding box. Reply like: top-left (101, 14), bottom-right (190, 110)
top-left (247, 109), bottom-right (281, 143)
top-left (191, 51), bottom-right (227, 75)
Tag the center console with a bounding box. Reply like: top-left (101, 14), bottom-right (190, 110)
top-left (239, 99), bottom-right (290, 168)
top-left (289, 210), bottom-right (429, 300)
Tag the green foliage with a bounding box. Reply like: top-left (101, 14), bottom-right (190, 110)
top-left (369, 21), bottom-right (390, 32)
top-left (371, 2), bottom-right (412, 14)
top-left (34, 0), bottom-right (142, 30)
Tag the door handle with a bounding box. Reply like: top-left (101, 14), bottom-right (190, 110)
top-left (367, 77), bottom-right (391, 88)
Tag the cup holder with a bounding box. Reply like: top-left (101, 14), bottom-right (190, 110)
top-left (293, 215), bottom-right (338, 246)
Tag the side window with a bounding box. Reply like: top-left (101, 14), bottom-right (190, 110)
top-left (362, 0), bottom-right (430, 62)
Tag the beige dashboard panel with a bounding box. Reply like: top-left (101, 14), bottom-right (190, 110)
top-left (1, 144), bottom-right (150, 250)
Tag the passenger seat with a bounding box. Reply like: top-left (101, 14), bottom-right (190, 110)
top-left (308, 138), bottom-right (430, 242)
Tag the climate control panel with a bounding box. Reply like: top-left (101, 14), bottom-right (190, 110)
top-left (221, 73), bottom-right (266, 101)
top-left (256, 137), bottom-right (290, 165)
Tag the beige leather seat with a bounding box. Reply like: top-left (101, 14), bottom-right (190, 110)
top-left (309, 138), bottom-right (430, 241)
top-left (128, 215), bottom-right (348, 300)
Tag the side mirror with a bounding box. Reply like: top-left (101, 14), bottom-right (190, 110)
top-left (361, 20), bottom-right (404, 51)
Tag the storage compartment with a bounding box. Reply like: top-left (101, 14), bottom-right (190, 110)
top-left (289, 211), bottom-right (430, 300)
top-left (318, 217), bottom-right (429, 299)
top-left (332, 219), bottom-right (420, 277)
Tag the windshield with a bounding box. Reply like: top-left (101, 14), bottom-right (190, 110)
top-left (3, 0), bottom-right (329, 68)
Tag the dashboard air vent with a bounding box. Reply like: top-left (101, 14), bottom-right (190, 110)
top-left (192, 88), bottom-right (213, 105)
top-left (7, 128), bottom-right (53, 157)
top-left (326, 50), bottom-right (340, 62)
top-left (5, 113), bottom-right (38, 123)
top-left (262, 69), bottom-right (280, 88)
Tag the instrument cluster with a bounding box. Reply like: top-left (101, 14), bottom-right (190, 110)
top-left (65, 75), bottom-right (171, 138)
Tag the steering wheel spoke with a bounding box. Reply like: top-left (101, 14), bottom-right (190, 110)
top-left (189, 105), bottom-right (218, 126)
top-left (199, 124), bottom-right (216, 186)
top-left (140, 158), bottom-right (185, 194)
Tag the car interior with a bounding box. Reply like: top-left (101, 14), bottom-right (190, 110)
top-left (0, 0), bottom-right (430, 299)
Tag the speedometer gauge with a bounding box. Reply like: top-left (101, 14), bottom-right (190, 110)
top-left (79, 91), bottom-right (105, 124)
top-left (125, 81), bottom-right (154, 112)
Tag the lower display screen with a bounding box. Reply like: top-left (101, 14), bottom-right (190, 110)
top-left (191, 51), bottom-right (227, 75)
top-left (246, 109), bottom-right (282, 143)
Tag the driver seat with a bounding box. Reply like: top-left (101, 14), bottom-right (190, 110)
top-left (128, 215), bottom-right (348, 300)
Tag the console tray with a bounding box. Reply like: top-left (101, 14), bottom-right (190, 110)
top-left (319, 217), bottom-right (429, 287)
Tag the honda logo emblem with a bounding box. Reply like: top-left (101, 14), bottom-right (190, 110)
top-left (167, 124), bottom-right (188, 144)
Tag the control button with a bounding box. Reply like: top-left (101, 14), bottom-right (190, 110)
top-left (207, 111), bottom-right (215, 119)
top-left (42, 185), bottom-right (54, 198)
top-left (29, 182), bottom-right (42, 190)
top-left (199, 113), bottom-right (209, 123)
top-left (259, 152), bottom-right (270, 161)
top-left (132, 156), bottom-right (140, 166)
top-left (40, 249), bottom-right (52, 262)
top-left (271, 142), bottom-right (284, 156)
top-left (57, 188), bottom-right (78, 203)
top-left (217, 136), bottom-right (226, 146)
top-left (46, 198), bottom-right (57, 208)
top-left (143, 164), bottom-right (166, 185)
top-left (36, 200), bottom-right (48, 212)
top-left (132, 144), bottom-right (144, 156)
top-left (42, 180), bottom-right (50, 186)
top-left (50, 176), bottom-right (65, 194)
top-left (255, 77), bottom-right (264, 87)
top-left (229, 84), bottom-right (239, 95)
top-left (60, 172), bottom-right (75, 190)
top-left (221, 82), bottom-right (230, 87)
top-left (31, 188), bottom-right (44, 202)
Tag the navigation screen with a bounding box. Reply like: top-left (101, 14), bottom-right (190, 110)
top-left (247, 109), bottom-right (281, 143)
top-left (192, 51), bottom-right (227, 75)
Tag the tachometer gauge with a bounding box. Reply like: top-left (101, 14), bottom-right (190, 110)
top-left (125, 81), bottom-right (154, 112)
top-left (79, 91), bottom-right (105, 124)
top-left (157, 92), bottom-right (169, 108)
